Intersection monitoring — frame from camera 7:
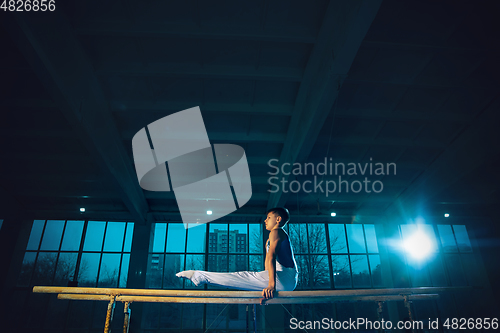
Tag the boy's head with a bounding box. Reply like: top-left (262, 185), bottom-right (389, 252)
top-left (265, 207), bottom-right (290, 229)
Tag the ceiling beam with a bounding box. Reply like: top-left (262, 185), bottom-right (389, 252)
top-left (111, 101), bottom-right (294, 117)
top-left (5, 11), bottom-right (149, 224)
top-left (75, 22), bottom-right (317, 44)
top-left (95, 64), bottom-right (303, 81)
top-left (267, 0), bottom-right (383, 209)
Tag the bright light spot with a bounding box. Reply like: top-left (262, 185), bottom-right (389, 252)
top-left (80, 208), bottom-right (85, 212)
top-left (404, 230), bottom-right (433, 260)
top-left (331, 212), bottom-right (336, 217)
top-left (207, 210), bottom-right (212, 215)
top-left (444, 213), bottom-right (450, 218)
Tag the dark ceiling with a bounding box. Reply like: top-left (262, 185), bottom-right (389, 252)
top-left (0, 0), bottom-right (499, 226)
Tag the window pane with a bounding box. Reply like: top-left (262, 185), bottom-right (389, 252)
top-left (364, 225), bottom-right (379, 253)
top-left (208, 255), bottom-right (227, 272)
top-left (83, 221), bottom-right (106, 251)
top-left (453, 225), bottom-right (472, 253)
top-left (119, 254), bottom-right (130, 288)
top-left (369, 255), bottom-right (384, 287)
top-left (60, 221), bottom-right (84, 251)
top-left (0, 219), bottom-right (3, 231)
top-left (307, 224), bottom-right (327, 253)
top-left (249, 224), bottom-right (263, 254)
top-left (54, 252), bottom-right (78, 286)
top-left (152, 223), bottom-right (166, 253)
top-left (40, 220), bottom-right (65, 251)
top-left (295, 255), bottom-right (309, 289)
top-left (444, 254), bottom-right (466, 286)
top-left (98, 253), bottom-right (121, 287)
top-left (166, 224), bottom-right (186, 252)
top-left (329, 224), bottom-right (347, 253)
top-left (427, 256), bottom-right (447, 287)
top-left (79, 253), bottom-right (101, 287)
top-left (187, 224), bottom-right (206, 253)
top-left (229, 255), bottom-right (248, 272)
top-left (230, 224), bottom-right (247, 253)
top-left (346, 224), bottom-right (366, 253)
top-left (437, 225), bottom-right (457, 252)
top-left (331, 255), bottom-right (351, 288)
top-left (185, 254), bottom-right (205, 289)
top-left (209, 224), bottom-right (228, 253)
top-left (123, 223), bottom-right (134, 252)
top-left (289, 223), bottom-right (308, 254)
top-left (148, 254), bottom-right (164, 288)
top-left (32, 252), bottom-right (58, 285)
top-left (310, 255), bottom-right (330, 288)
top-left (18, 252), bottom-right (37, 286)
top-left (249, 255), bottom-right (263, 271)
top-left (164, 254), bottom-right (184, 288)
top-left (26, 220), bottom-right (45, 250)
top-left (103, 222), bottom-right (126, 252)
top-left (350, 255), bottom-right (370, 288)
top-left (408, 264), bottom-right (431, 287)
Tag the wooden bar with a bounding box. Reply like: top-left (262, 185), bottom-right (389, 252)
top-left (57, 293), bottom-right (439, 304)
top-left (34, 286), bottom-right (467, 298)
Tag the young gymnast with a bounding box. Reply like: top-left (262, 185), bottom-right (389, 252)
top-left (176, 207), bottom-right (299, 301)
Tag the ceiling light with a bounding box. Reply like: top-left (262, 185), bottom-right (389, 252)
top-left (331, 212), bottom-right (336, 217)
top-left (80, 208), bottom-right (85, 212)
top-left (207, 210), bottom-right (212, 215)
top-left (444, 213), bottom-right (449, 217)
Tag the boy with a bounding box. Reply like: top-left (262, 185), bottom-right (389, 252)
top-left (176, 207), bottom-right (298, 301)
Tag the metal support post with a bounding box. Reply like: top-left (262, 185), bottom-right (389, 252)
top-left (104, 296), bottom-right (116, 333)
top-left (403, 294), bottom-right (415, 333)
top-left (123, 301), bottom-right (131, 333)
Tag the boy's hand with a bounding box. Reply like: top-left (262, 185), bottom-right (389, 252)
top-left (261, 286), bottom-right (276, 304)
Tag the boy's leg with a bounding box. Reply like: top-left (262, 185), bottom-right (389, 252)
top-left (177, 270), bottom-right (270, 291)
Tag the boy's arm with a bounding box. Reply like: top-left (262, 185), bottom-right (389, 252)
top-left (262, 229), bottom-right (282, 300)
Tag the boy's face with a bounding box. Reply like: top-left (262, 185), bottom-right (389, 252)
top-left (264, 212), bottom-right (281, 231)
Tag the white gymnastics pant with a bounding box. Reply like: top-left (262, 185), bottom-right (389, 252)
top-left (178, 265), bottom-right (299, 291)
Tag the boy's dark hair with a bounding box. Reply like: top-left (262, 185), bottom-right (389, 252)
top-left (266, 207), bottom-right (290, 226)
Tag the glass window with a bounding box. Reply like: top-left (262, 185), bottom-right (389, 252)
top-left (54, 252), bottom-right (78, 285)
top-left (40, 220), bottom-right (65, 251)
top-left (329, 224), bottom-right (347, 253)
top-left (289, 223), bottom-right (308, 254)
top-left (0, 219), bottom-right (3, 231)
top-left (346, 224), bottom-right (366, 253)
top-left (18, 252), bottom-right (37, 286)
top-left (350, 255), bottom-right (370, 288)
top-left (120, 254), bottom-right (130, 288)
top-left (437, 225), bottom-right (457, 252)
top-left (103, 222), bottom-right (126, 252)
top-left (208, 254), bottom-right (227, 272)
top-left (209, 224), bottom-right (228, 253)
top-left (249, 224), bottom-right (262, 253)
top-left (83, 221), bottom-right (106, 252)
top-left (331, 255), bottom-right (351, 288)
top-left (369, 255), bottom-right (383, 287)
top-left (26, 220), bottom-right (45, 250)
top-left (444, 254), bottom-right (466, 286)
top-left (164, 254), bottom-right (184, 288)
top-left (123, 223), bottom-right (134, 252)
top-left (61, 221), bottom-right (84, 251)
top-left (309, 255), bottom-right (330, 288)
top-left (98, 253), bottom-right (121, 287)
top-left (295, 255), bottom-right (310, 289)
top-left (186, 225), bottom-right (206, 253)
top-left (453, 225), bottom-right (472, 253)
top-left (427, 256), bottom-right (447, 287)
top-left (32, 252), bottom-right (58, 285)
top-left (364, 225), bottom-right (379, 253)
top-left (249, 254), bottom-right (263, 271)
top-left (229, 224), bottom-right (247, 253)
top-left (166, 224), bottom-right (186, 253)
top-left (79, 253), bottom-right (100, 287)
top-left (307, 224), bottom-right (327, 253)
top-left (152, 223), bottom-right (167, 253)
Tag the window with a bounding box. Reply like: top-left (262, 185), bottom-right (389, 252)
top-left (19, 220), bottom-right (134, 288)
